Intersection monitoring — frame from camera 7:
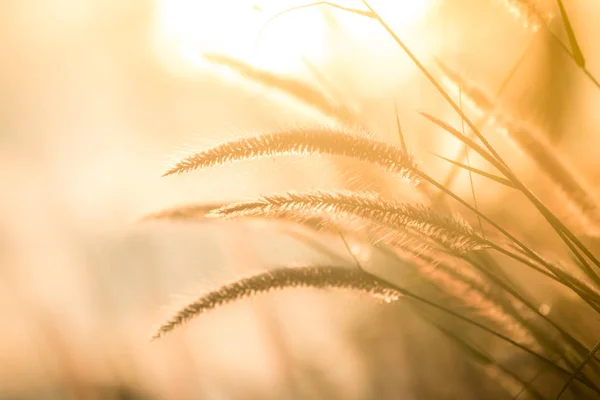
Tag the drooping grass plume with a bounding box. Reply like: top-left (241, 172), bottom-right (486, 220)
top-left (139, 203), bottom-right (225, 222)
top-left (204, 51), bottom-right (404, 201)
top-left (506, 243), bottom-right (600, 307)
top-left (422, 111), bottom-right (600, 287)
top-left (202, 52), bottom-right (357, 126)
top-left (426, 316), bottom-right (546, 400)
top-left (380, 242), bottom-right (540, 353)
top-left (162, 128), bottom-right (420, 183)
top-left (152, 266), bottom-right (402, 339)
top-left (434, 59), bottom-right (495, 120)
top-left (497, 119), bottom-right (600, 237)
top-left (298, 56), bottom-right (404, 199)
top-left (497, 0), bottom-right (554, 32)
top-left (383, 231), bottom-right (592, 379)
top-left (140, 201), bottom-right (337, 230)
top-left (432, 61), bottom-right (600, 238)
top-left (207, 190), bottom-right (488, 254)
top-left (140, 200), bottom-right (429, 261)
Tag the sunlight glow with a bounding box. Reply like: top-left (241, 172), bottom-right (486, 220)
top-left (154, 0), bottom-right (433, 74)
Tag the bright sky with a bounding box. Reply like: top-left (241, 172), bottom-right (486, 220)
top-left (153, 0), bottom-right (433, 74)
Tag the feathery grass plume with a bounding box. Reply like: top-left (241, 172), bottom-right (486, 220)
top-left (434, 61), bottom-right (600, 237)
top-left (140, 201), bottom-right (417, 262)
top-left (507, 243), bottom-right (600, 306)
top-left (207, 190), bottom-right (488, 254)
top-left (162, 128), bottom-right (420, 182)
top-left (204, 52), bottom-right (404, 202)
top-left (465, 253), bottom-right (597, 370)
top-left (141, 201), bottom-right (343, 231)
top-left (202, 52), bottom-right (357, 125)
top-left (427, 317), bottom-right (546, 400)
top-left (152, 266), bottom-right (402, 339)
top-left (139, 203), bottom-right (225, 222)
top-left (497, 119), bottom-right (600, 237)
top-left (434, 59), bottom-right (495, 121)
top-left (392, 245), bottom-right (588, 373)
top-left (497, 0), bottom-right (554, 32)
top-left (298, 57), bottom-right (403, 199)
top-left (385, 243), bottom-right (540, 352)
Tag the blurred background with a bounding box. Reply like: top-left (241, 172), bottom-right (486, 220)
top-left (2, 0), bottom-right (600, 398)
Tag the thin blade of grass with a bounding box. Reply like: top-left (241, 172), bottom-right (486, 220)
top-left (555, 340), bottom-right (600, 399)
top-left (556, 0), bottom-right (585, 68)
top-left (459, 87), bottom-right (486, 238)
top-left (427, 316), bottom-right (546, 400)
top-left (359, 0), bottom-right (600, 282)
top-left (393, 98), bottom-right (408, 153)
top-left (420, 112), bottom-right (600, 283)
top-left (433, 153), bottom-right (515, 188)
top-left (434, 44), bottom-right (530, 198)
top-left (388, 281), bottom-right (600, 393)
top-left (420, 112), bottom-right (509, 175)
top-left (301, 56), bottom-right (345, 102)
top-left (254, 1), bottom-right (374, 51)
top-left (360, 0), bottom-right (510, 170)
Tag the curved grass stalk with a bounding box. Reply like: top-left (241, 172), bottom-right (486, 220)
top-left (435, 40), bottom-right (532, 199)
top-left (420, 113), bottom-right (600, 285)
top-left (416, 161), bottom-right (600, 310)
top-left (254, 2), bottom-right (374, 52)
top-left (207, 190), bottom-right (488, 253)
top-left (438, 61), bottom-right (600, 236)
top-left (162, 128), bottom-right (419, 183)
top-left (505, 243), bottom-right (600, 308)
top-left (381, 242), bottom-right (551, 358)
top-left (355, 0), bottom-right (600, 284)
top-left (152, 266), bottom-right (402, 339)
top-left (556, 0), bottom-right (585, 68)
top-left (435, 62), bottom-right (600, 238)
top-left (498, 119), bottom-right (600, 237)
top-left (380, 246), bottom-right (600, 393)
top-left (395, 248), bottom-right (540, 352)
top-left (464, 254), bottom-right (598, 378)
top-left (394, 279), bottom-right (600, 393)
top-left (497, 0), bottom-right (599, 89)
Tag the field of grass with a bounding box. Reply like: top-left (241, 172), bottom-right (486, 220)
top-left (2, 1), bottom-right (600, 399)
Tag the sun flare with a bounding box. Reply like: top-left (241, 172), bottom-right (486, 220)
top-left (154, 0), bottom-right (434, 74)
